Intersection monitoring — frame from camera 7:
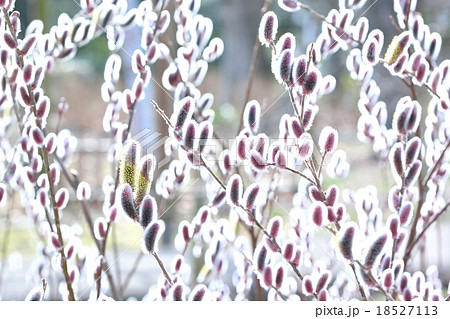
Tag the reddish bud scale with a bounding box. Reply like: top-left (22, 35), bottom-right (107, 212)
top-left (364, 233), bottom-right (388, 268)
top-left (318, 289), bottom-right (328, 301)
top-left (403, 288), bottom-right (412, 301)
top-left (336, 205), bottom-right (345, 222)
top-left (19, 86), bottom-right (30, 105)
top-left (263, 266), bottom-right (273, 288)
top-left (121, 184), bottom-right (138, 221)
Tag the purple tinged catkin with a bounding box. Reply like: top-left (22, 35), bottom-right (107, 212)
top-left (94, 217), bottom-right (107, 240)
top-left (172, 283), bottom-right (184, 301)
top-left (49, 232), bottom-right (62, 250)
top-left (309, 186), bottom-right (324, 202)
top-left (183, 120), bottom-right (197, 150)
top-left (315, 271), bottom-right (331, 294)
top-left (382, 269), bottom-right (394, 291)
top-left (120, 183), bottom-right (138, 221)
top-left (303, 275), bottom-right (314, 295)
top-left (139, 195), bottom-right (157, 228)
top-left (278, 0), bottom-right (301, 12)
top-left (407, 101), bottom-right (421, 133)
top-left (278, 49), bottom-right (294, 84)
top-left (4, 33), bottom-right (16, 49)
top-left (268, 216), bottom-right (283, 238)
top-left (226, 174), bottom-right (243, 207)
top-left (212, 190), bottom-right (227, 207)
top-left (364, 233), bottom-right (388, 269)
top-left (55, 188), bottom-right (69, 209)
top-left (255, 244), bottom-right (267, 272)
top-left (310, 202), bottom-right (326, 227)
top-left (259, 11), bottom-right (278, 47)
top-left (198, 121), bottom-right (212, 153)
top-left (297, 133), bottom-right (314, 160)
top-left (303, 69), bottom-right (320, 95)
top-left (283, 241), bottom-right (294, 261)
top-left (289, 117), bottom-right (303, 138)
top-left (22, 63), bottom-right (33, 84)
top-left (250, 149), bottom-right (267, 172)
top-left (189, 285), bottom-right (208, 301)
top-left (31, 126), bottom-right (44, 146)
top-left (76, 181), bottom-right (91, 201)
top-left (338, 223), bottom-right (356, 260)
top-left (274, 264), bottom-right (285, 289)
top-left (243, 183), bottom-right (260, 210)
top-left (325, 185), bottom-right (338, 207)
top-left (275, 150), bottom-right (287, 169)
top-left (291, 55), bottom-right (307, 87)
top-left (243, 100), bottom-right (261, 133)
top-left (143, 220), bottom-right (165, 254)
top-left (390, 142), bottom-right (405, 180)
top-left (399, 201), bottom-right (413, 226)
top-left (174, 97), bottom-right (195, 132)
top-left (319, 126), bottom-right (338, 153)
top-left (388, 214), bottom-right (399, 238)
top-left (404, 160), bottom-right (422, 187)
top-left (405, 137), bottom-right (421, 166)
top-left (263, 266), bottom-right (273, 288)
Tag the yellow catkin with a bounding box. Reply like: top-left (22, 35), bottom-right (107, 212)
top-left (118, 141), bottom-right (141, 192)
top-left (384, 36), bottom-right (402, 65)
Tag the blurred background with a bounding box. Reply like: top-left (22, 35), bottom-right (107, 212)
top-left (1, 0), bottom-right (450, 300)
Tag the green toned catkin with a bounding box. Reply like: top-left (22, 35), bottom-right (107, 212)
top-left (119, 140), bottom-right (141, 192)
top-left (134, 154), bottom-right (156, 207)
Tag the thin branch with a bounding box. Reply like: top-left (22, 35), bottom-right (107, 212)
top-left (404, 200), bottom-right (450, 260)
top-left (423, 139), bottom-right (450, 187)
top-left (349, 262), bottom-right (367, 301)
top-left (236, 0), bottom-right (273, 136)
top-left (152, 252), bottom-right (173, 286)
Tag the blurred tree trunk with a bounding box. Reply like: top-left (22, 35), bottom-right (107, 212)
top-left (220, 0), bottom-right (265, 105)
